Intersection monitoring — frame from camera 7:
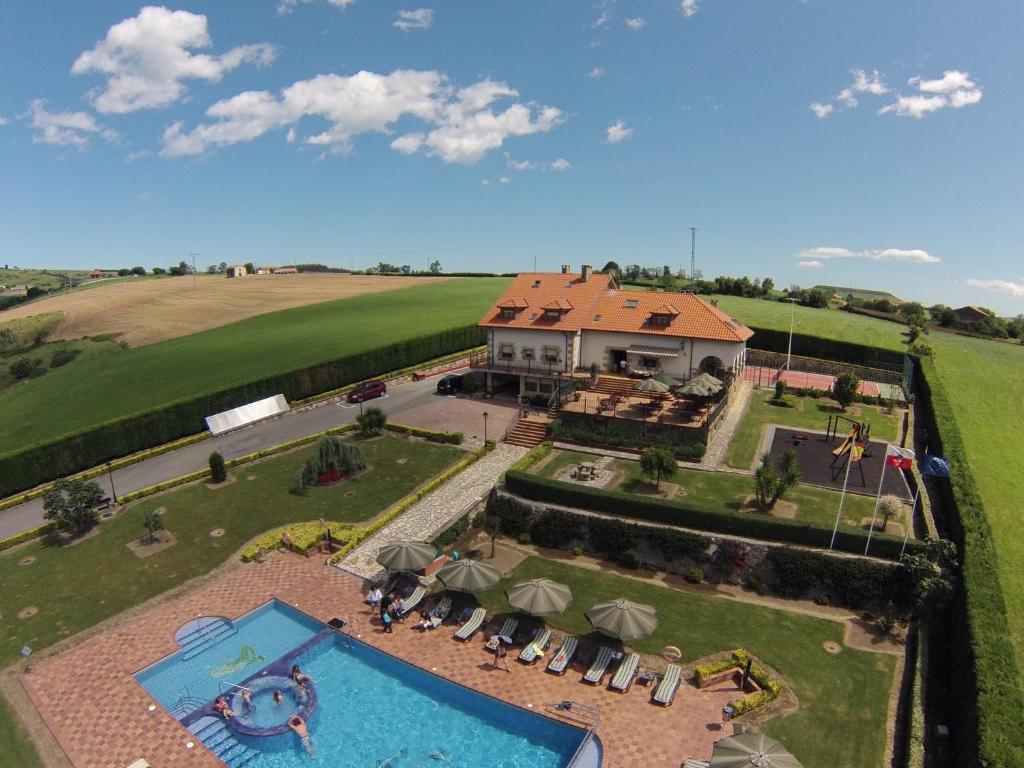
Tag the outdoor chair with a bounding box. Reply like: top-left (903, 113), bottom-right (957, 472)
top-left (398, 586), bottom-right (425, 617)
top-left (609, 652), bottom-right (640, 692)
top-left (582, 645), bottom-right (615, 685)
top-left (518, 627), bottom-right (552, 664)
top-left (484, 617), bottom-right (519, 652)
top-left (651, 664), bottom-right (682, 706)
top-left (546, 636), bottom-right (579, 675)
top-left (453, 607), bottom-right (486, 641)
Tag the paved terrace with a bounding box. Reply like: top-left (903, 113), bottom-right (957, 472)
top-left (337, 442), bottom-right (528, 580)
top-left (22, 554), bottom-right (741, 768)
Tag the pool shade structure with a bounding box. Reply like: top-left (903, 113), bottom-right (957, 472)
top-left (709, 732), bottom-right (803, 768)
top-left (436, 559), bottom-right (502, 593)
top-left (585, 599), bottom-right (659, 641)
top-left (652, 371), bottom-right (682, 387)
top-left (635, 378), bottom-right (672, 393)
top-left (375, 541), bottom-right (437, 573)
top-left (505, 579), bottom-right (573, 617)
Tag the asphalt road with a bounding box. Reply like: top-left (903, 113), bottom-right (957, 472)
top-left (0, 371), bottom-right (510, 540)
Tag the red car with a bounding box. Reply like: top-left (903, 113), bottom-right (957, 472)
top-left (347, 379), bottom-right (387, 403)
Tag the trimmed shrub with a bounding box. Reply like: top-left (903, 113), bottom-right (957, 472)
top-left (208, 451), bottom-right (227, 483)
top-left (550, 413), bottom-right (707, 455)
top-left (384, 422), bottom-right (463, 444)
top-left (686, 567), bottom-right (704, 584)
top-left (50, 348), bottom-right (81, 368)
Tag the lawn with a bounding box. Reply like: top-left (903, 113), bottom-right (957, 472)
top-left (0, 277), bottom-right (508, 455)
top-left (538, 449), bottom-right (889, 529)
top-left (0, 335), bottom-right (123, 394)
top-left (0, 434), bottom-right (461, 669)
top-left (476, 557), bottom-right (895, 768)
top-left (726, 390), bottom-right (903, 470)
top-left (710, 295), bottom-right (908, 353)
top-left (927, 332), bottom-right (1024, 685)
top-left (0, 695), bottom-right (40, 768)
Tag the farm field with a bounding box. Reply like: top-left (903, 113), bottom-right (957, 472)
top-left (0, 273), bottom-right (451, 347)
top-left (0, 277), bottom-right (509, 457)
top-left (710, 295), bottom-right (908, 352)
top-left (477, 557), bottom-right (895, 768)
top-left (927, 332), bottom-right (1024, 686)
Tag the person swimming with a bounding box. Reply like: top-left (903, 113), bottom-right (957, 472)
top-left (213, 696), bottom-right (235, 719)
top-left (291, 664), bottom-right (312, 689)
top-left (273, 689), bottom-right (283, 705)
top-left (288, 715), bottom-right (315, 756)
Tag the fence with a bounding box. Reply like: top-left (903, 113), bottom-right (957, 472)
top-left (746, 349), bottom-right (906, 386)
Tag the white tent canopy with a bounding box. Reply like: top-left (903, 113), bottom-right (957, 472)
top-left (205, 394), bottom-right (288, 435)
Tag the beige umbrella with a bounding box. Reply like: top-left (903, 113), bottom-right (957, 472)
top-left (506, 579), bottom-right (573, 617)
top-left (635, 378), bottom-right (671, 393)
top-left (709, 733), bottom-right (803, 768)
top-left (375, 540), bottom-right (437, 572)
top-left (652, 371), bottom-right (682, 387)
top-left (436, 559), bottom-right (502, 593)
top-left (692, 372), bottom-right (724, 391)
top-left (585, 599), bottom-right (659, 641)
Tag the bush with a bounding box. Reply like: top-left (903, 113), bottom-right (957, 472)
top-left (432, 513), bottom-right (471, 549)
top-left (356, 406), bottom-right (387, 436)
top-left (208, 451), bottom-right (227, 483)
top-left (42, 477), bottom-right (104, 537)
top-left (686, 567), bottom-right (704, 584)
top-left (384, 422), bottom-right (463, 444)
top-left (516, 532), bottom-right (532, 545)
top-left (618, 548), bottom-right (641, 569)
top-left (571, 545), bottom-right (584, 557)
top-left (774, 379), bottom-right (787, 400)
top-left (50, 348), bottom-right (81, 368)
top-left (9, 357), bottom-right (44, 380)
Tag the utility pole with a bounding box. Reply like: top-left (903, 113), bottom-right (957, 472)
top-left (188, 252), bottom-right (199, 289)
top-left (690, 226), bottom-right (698, 281)
top-left (786, 297), bottom-right (799, 369)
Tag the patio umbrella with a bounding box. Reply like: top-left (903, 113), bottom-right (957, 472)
top-left (709, 732), bottom-right (803, 768)
top-left (635, 378), bottom-right (671, 393)
top-left (652, 371), bottom-right (682, 387)
top-left (675, 378), bottom-right (717, 397)
top-left (505, 578), bottom-right (573, 617)
top-left (375, 540), bottom-right (437, 572)
top-left (585, 599), bottom-right (659, 641)
top-left (436, 559), bottom-right (502, 593)
top-left (691, 372), bottom-right (724, 391)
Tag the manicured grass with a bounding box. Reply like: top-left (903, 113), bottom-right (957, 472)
top-left (0, 277), bottom-right (509, 455)
top-left (928, 332), bottom-right (1024, 684)
top-left (0, 336), bottom-right (122, 393)
top-left (710, 295), bottom-right (907, 352)
top-left (0, 695), bottom-right (41, 768)
top-left (726, 390), bottom-right (903, 470)
top-left (476, 557), bottom-right (895, 768)
top-left (0, 434), bottom-right (461, 669)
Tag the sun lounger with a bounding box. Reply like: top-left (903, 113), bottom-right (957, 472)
top-left (484, 617), bottom-right (520, 651)
top-left (454, 607), bottom-right (486, 641)
top-left (518, 627), bottom-right (552, 664)
top-left (398, 587), bottom-right (425, 617)
top-left (582, 645), bottom-right (615, 685)
top-left (546, 636), bottom-right (578, 675)
top-left (651, 664), bottom-right (682, 706)
top-left (428, 597), bottom-right (453, 628)
top-left (609, 652), bottom-right (639, 692)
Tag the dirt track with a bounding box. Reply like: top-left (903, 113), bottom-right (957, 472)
top-left (0, 274), bottom-right (448, 347)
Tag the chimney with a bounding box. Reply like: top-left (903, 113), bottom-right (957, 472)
top-left (561, 264), bottom-right (571, 274)
top-left (581, 264), bottom-right (592, 282)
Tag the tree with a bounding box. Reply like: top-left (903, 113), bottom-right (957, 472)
top-left (9, 357), bottom-right (39, 379)
top-left (761, 277), bottom-right (775, 293)
top-left (907, 324), bottom-right (924, 344)
top-left (142, 509), bottom-right (164, 543)
top-left (243, 262), bottom-right (255, 275)
top-left (206, 264), bottom-right (219, 274)
top-left (901, 537), bottom-right (957, 613)
top-left (428, 260), bottom-right (442, 274)
top-left (640, 446), bottom-right (677, 489)
top-left (774, 379), bottom-right (787, 401)
top-left (356, 406), bottom-right (387, 436)
top-left (117, 268), bottom-right (131, 277)
top-left (833, 372), bottom-right (860, 411)
top-left (209, 451), bottom-right (227, 483)
top-left (42, 477), bottom-right (104, 537)
top-left (291, 434), bottom-right (367, 493)
top-left (482, 514), bottom-right (502, 558)
top-left (876, 495), bottom-right (903, 532)
top-left (898, 301), bottom-right (928, 327)
top-left (152, 267), bottom-right (167, 275)
top-left (131, 266), bottom-right (146, 276)
top-left (600, 260), bottom-right (621, 277)
top-left (753, 450), bottom-right (801, 512)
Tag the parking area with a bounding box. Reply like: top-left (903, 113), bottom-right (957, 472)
top-left (395, 392), bottom-right (520, 446)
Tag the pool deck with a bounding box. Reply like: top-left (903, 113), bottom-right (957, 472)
top-left (21, 553), bottom-right (741, 768)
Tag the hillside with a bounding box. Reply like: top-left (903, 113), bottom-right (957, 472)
top-left (812, 285), bottom-right (904, 304)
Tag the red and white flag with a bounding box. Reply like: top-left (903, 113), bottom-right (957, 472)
top-left (885, 445), bottom-right (915, 470)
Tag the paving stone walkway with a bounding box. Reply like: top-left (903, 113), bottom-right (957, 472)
top-left (701, 379), bottom-right (753, 471)
top-left (337, 442), bottom-right (527, 580)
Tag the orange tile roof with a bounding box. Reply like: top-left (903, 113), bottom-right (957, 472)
top-left (480, 274), bottom-right (753, 342)
top-left (497, 297), bottom-right (530, 309)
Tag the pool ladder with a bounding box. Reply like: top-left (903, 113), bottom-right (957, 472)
top-left (169, 687), bottom-right (207, 719)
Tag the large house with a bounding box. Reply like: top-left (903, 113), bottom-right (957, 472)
top-left (473, 265), bottom-right (754, 397)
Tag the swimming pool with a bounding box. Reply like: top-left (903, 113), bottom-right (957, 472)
top-left (135, 601), bottom-right (600, 768)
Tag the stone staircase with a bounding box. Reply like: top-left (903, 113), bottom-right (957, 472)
top-left (590, 375), bottom-right (636, 398)
top-left (504, 415), bottom-right (551, 448)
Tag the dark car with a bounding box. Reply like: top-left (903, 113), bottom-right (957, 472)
top-left (347, 379), bottom-right (387, 403)
top-left (436, 374), bottom-right (463, 395)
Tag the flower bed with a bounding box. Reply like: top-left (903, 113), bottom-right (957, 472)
top-left (695, 648), bottom-right (783, 716)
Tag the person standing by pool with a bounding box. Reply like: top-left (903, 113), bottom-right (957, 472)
top-left (382, 611), bottom-right (394, 633)
top-left (241, 689), bottom-right (253, 713)
top-left (493, 641), bottom-right (512, 673)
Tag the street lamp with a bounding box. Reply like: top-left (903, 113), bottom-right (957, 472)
top-left (482, 411), bottom-right (489, 445)
top-left (785, 298), bottom-right (799, 369)
top-left (106, 462), bottom-right (118, 504)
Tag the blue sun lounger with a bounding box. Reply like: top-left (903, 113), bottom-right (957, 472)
top-left (518, 627), bottom-right (551, 664)
top-left (609, 652), bottom-right (639, 692)
top-left (454, 607), bottom-right (486, 641)
top-left (582, 646), bottom-right (615, 685)
top-left (651, 664), bottom-right (682, 706)
top-left (546, 636), bottom-right (578, 675)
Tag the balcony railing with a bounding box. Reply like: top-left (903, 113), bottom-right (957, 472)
top-left (469, 353), bottom-right (571, 376)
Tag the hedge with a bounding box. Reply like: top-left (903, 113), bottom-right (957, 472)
top-left (384, 423), bottom-right (463, 445)
top-left (748, 327), bottom-right (904, 369)
top-left (503, 471), bottom-right (923, 561)
top-left (551, 413), bottom-right (707, 454)
top-left (506, 441), bottom-right (554, 474)
top-left (241, 521), bottom-right (358, 562)
top-left (693, 649), bottom-right (782, 716)
top-left (0, 324), bottom-right (484, 496)
top-left (0, 522), bottom-right (56, 553)
top-left (915, 357), bottom-right (1024, 768)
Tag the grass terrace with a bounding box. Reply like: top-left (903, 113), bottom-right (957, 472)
top-left (477, 557), bottom-right (896, 768)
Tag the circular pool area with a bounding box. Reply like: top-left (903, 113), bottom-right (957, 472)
top-left (227, 676), bottom-right (317, 737)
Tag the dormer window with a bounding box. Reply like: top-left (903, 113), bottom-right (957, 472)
top-left (652, 314), bottom-right (672, 327)
top-left (501, 308), bottom-right (515, 320)
top-left (623, 299), bottom-right (639, 309)
top-left (545, 310), bottom-right (561, 321)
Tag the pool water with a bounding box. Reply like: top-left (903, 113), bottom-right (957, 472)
top-left (238, 679), bottom-right (306, 729)
top-left (239, 635), bottom-right (586, 768)
top-left (137, 601), bottom-right (322, 708)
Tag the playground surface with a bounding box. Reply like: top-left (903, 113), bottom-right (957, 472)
top-left (743, 366), bottom-right (889, 398)
top-left (767, 427), bottom-right (913, 500)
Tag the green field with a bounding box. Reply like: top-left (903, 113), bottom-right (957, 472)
top-left (726, 390), bottom-right (902, 470)
top-left (0, 277), bottom-right (508, 455)
top-left (710, 295), bottom-right (907, 352)
top-left (928, 332), bottom-right (1024, 684)
top-left (477, 557), bottom-right (895, 768)
top-left (813, 285), bottom-right (903, 304)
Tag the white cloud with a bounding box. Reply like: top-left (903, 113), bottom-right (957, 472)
top-left (125, 149), bottom-right (151, 162)
top-left (394, 9), bottom-right (433, 31)
top-left (481, 178), bottom-right (491, 186)
top-left (0, 115), bottom-right (8, 127)
top-left (161, 70), bottom-right (563, 165)
top-left (587, 67), bottom-right (606, 80)
top-left (880, 69), bottom-right (982, 119)
top-left (548, 157), bottom-right (571, 171)
top-left (809, 102), bottom-right (833, 119)
top-left (138, 191), bottom-right (152, 201)
top-left (277, 0), bottom-right (356, 14)
top-left (625, 17), bottom-right (647, 30)
top-left (680, 0), bottom-right (699, 17)
top-left (498, 176), bottom-right (511, 184)
top-left (72, 6), bottom-right (276, 114)
top-left (966, 279), bottom-right (1024, 299)
top-left (851, 69), bottom-right (889, 96)
top-left (24, 99), bottom-right (118, 148)
top-left (797, 260), bottom-right (824, 269)
top-left (285, 127), bottom-right (297, 143)
top-left (592, 8), bottom-right (613, 28)
top-left (797, 246), bottom-right (940, 264)
top-left (504, 152), bottom-right (534, 170)
top-left (836, 88), bottom-right (857, 108)
top-left (605, 119), bottom-right (632, 144)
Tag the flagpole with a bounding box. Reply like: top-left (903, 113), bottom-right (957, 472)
top-left (900, 485), bottom-right (920, 559)
top-left (830, 446), bottom-right (856, 550)
top-left (864, 445), bottom-right (890, 555)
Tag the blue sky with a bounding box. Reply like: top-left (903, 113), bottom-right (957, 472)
top-left (1, 1), bottom-right (1022, 313)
